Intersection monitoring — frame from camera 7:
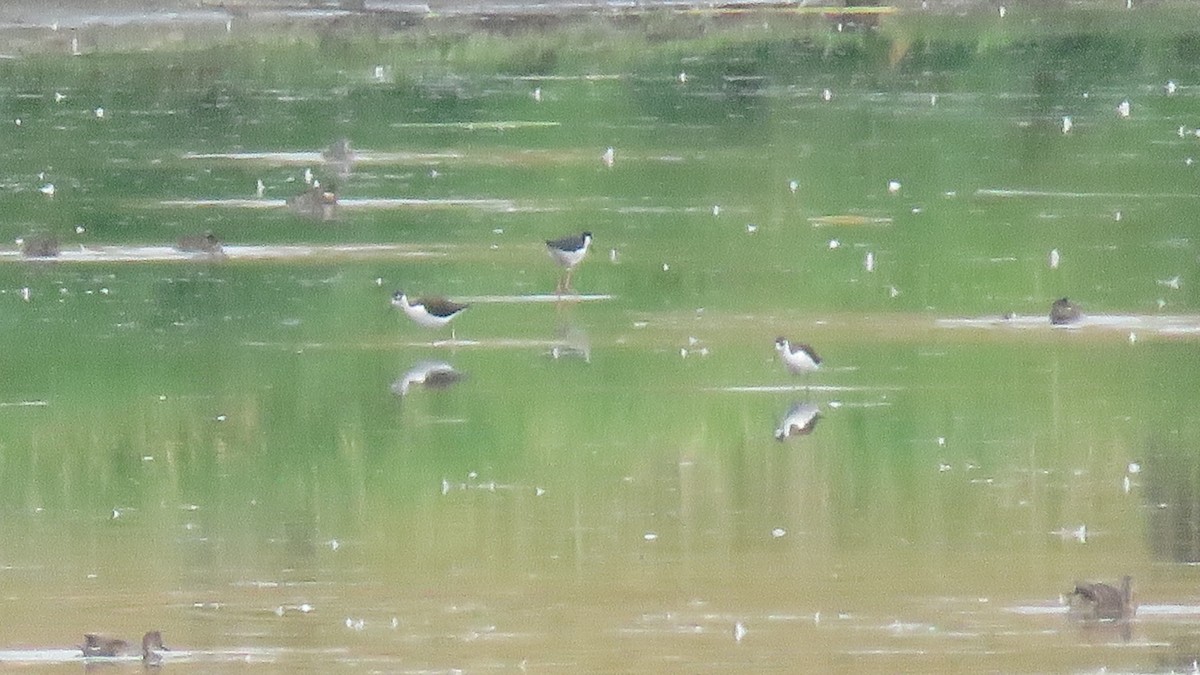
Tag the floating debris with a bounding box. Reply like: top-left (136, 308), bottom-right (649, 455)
top-left (1158, 275), bottom-right (1181, 290)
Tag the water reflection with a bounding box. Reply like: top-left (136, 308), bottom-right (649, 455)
top-left (321, 137), bottom-right (355, 177)
top-left (548, 324), bottom-right (591, 363)
top-left (773, 402), bottom-right (821, 440)
top-left (391, 361), bottom-right (463, 397)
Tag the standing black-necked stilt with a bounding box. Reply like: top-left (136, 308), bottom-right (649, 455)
top-left (546, 231), bottom-right (593, 294)
top-left (1050, 297), bottom-right (1082, 325)
top-left (774, 402), bottom-right (821, 440)
top-left (1066, 575), bottom-right (1135, 621)
top-left (775, 337), bottom-right (822, 376)
top-left (392, 292), bottom-right (469, 341)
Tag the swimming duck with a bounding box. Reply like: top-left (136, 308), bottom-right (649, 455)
top-left (1050, 297), bottom-right (1082, 325)
top-left (20, 234), bottom-right (60, 258)
top-left (176, 231), bottom-right (224, 256)
top-left (1067, 575), bottom-right (1136, 621)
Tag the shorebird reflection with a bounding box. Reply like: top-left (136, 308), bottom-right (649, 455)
top-left (391, 361), bottom-right (463, 397)
top-left (774, 402), bottom-right (821, 440)
top-left (549, 325), bottom-right (591, 363)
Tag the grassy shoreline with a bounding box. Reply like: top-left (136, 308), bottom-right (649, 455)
top-left (0, 1), bottom-right (1197, 58)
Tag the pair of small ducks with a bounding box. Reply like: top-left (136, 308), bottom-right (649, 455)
top-left (19, 232), bottom-right (223, 259)
top-left (392, 231), bottom-right (594, 336)
top-left (287, 183), bottom-right (339, 221)
top-left (80, 630), bottom-right (167, 662)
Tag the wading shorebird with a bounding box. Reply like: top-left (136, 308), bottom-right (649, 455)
top-left (81, 630), bottom-right (169, 663)
top-left (775, 337), bottom-right (822, 376)
top-left (546, 231), bottom-right (593, 294)
top-left (392, 292), bottom-right (469, 341)
top-left (1066, 575), bottom-right (1136, 621)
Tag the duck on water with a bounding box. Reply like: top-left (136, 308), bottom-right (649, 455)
top-left (1066, 575), bottom-right (1136, 621)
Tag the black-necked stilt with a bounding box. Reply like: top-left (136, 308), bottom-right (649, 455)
top-left (392, 292), bottom-right (469, 341)
top-left (774, 402), bottom-right (821, 440)
top-left (1050, 297), bottom-right (1081, 325)
top-left (391, 361), bottom-right (463, 396)
top-left (546, 231), bottom-right (593, 294)
top-left (775, 337), bottom-right (822, 376)
top-left (1066, 576), bottom-right (1135, 621)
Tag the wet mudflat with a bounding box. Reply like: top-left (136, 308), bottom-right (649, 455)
top-left (0, 2), bottom-right (1199, 672)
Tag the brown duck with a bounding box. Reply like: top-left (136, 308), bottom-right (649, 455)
top-left (1067, 575), bottom-right (1136, 620)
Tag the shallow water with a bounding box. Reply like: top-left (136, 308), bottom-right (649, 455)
top-left (0, 3), bottom-right (1199, 672)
